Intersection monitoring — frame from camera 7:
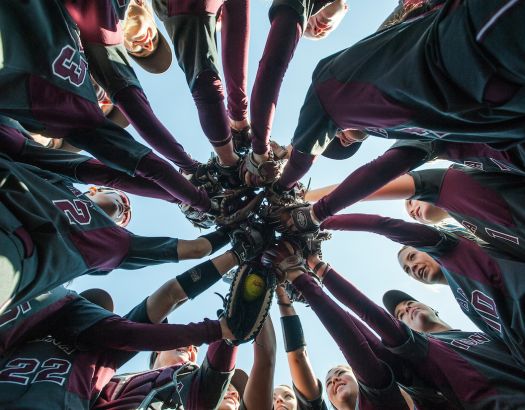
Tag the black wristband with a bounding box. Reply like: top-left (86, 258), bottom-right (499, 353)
top-left (281, 315), bottom-right (306, 353)
top-left (176, 260), bottom-right (222, 299)
top-left (199, 229), bottom-right (231, 254)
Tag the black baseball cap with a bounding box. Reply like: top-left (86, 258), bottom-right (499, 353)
top-left (80, 288), bottom-right (114, 312)
top-left (382, 290), bottom-right (418, 317)
top-left (321, 138), bottom-right (362, 160)
top-left (231, 368), bottom-right (249, 398)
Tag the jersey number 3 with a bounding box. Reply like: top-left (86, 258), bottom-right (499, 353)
top-left (52, 46), bottom-right (88, 87)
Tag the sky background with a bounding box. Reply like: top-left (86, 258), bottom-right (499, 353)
top-left (69, 0), bottom-right (477, 402)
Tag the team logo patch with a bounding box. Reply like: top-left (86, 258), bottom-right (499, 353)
top-left (295, 210), bottom-right (308, 229)
top-left (190, 268), bottom-right (201, 283)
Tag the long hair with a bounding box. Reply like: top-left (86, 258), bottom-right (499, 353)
top-left (383, 1), bottom-right (434, 28)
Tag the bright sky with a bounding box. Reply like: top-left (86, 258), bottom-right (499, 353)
top-left (69, 0), bottom-right (477, 402)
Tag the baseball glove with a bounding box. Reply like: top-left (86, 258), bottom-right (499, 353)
top-left (240, 151), bottom-right (284, 187)
top-left (230, 221), bottom-right (273, 265)
top-left (178, 203), bottom-right (215, 229)
top-left (261, 240), bottom-right (308, 283)
top-left (215, 191), bottom-right (264, 227)
top-left (223, 262), bottom-right (276, 343)
top-left (232, 127), bottom-right (252, 156)
top-left (287, 205), bottom-right (320, 233)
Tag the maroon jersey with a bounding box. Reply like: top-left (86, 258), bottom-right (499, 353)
top-left (410, 165), bottom-right (525, 260)
top-left (0, 299), bottom-right (147, 410)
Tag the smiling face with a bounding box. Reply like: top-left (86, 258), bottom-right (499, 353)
top-left (405, 199), bottom-right (449, 224)
top-left (273, 385), bottom-right (297, 410)
top-left (326, 365), bottom-right (359, 408)
top-left (218, 384), bottom-right (240, 410)
top-left (398, 246), bottom-right (445, 285)
top-left (394, 300), bottom-right (442, 332)
top-left (123, 0), bottom-right (159, 57)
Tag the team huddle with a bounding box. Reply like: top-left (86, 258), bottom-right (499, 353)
top-left (1, 0), bottom-right (525, 408)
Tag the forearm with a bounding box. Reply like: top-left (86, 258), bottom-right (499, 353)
top-left (114, 87), bottom-right (198, 173)
top-left (322, 267), bottom-right (409, 348)
top-left (243, 318), bottom-right (276, 410)
top-left (77, 158), bottom-right (179, 203)
top-left (78, 316), bottom-right (222, 351)
top-left (278, 303), bottom-right (320, 401)
top-left (313, 147), bottom-right (424, 220)
top-left (292, 274), bottom-right (391, 387)
top-left (321, 213), bottom-right (442, 248)
top-left (207, 340), bottom-right (238, 372)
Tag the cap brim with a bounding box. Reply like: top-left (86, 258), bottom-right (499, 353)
top-left (321, 139), bottom-right (362, 160)
top-left (128, 31), bottom-right (172, 74)
top-left (382, 290), bottom-right (418, 317)
top-left (106, 106), bottom-right (130, 128)
top-left (80, 288), bottom-right (114, 312)
top-left (231, 368), bottom-right (249, 398)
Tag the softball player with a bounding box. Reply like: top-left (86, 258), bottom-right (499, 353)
top-left (0, 117), bottom-right (186, 205)
top-left (290, 248), bottom-right (525, 408)
top-left (309, 162), bottom-right (525, 260)
top-left (277, 0), bottom-right (525, 192)
top-left (383, 290), bottom-right (525, 409)
top-left (94, 340), bottom-right (242, 410)
top-left (307, 256), bottom-right (455, 410)
top-left (322, 213), bottom-right (525, 369)
top-left (0, 245), bottom-right (242, 409)
top-left (0, 0), bottom-right (211, 213)
top-left (151, 0), bottom-right (250, 176)
top-left (0, 154), bottom-right (234, 314)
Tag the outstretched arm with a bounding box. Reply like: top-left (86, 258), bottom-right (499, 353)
top-left (146, 250), bottom-right (237, 323)
top-left (321, 213), bottom-right (442, 248)
top-left (276, 287), bottom-right (322, 402)
top-left (75, 316), bottom-right (231, 351)
top-left (312, 146), bottom-right (425, 220)
top-left (242, 317), bottom-right (276, 410)
top-left (306, 257), bottom-right (409, 349)
top-left (289, 271), bottom-right (395, 389)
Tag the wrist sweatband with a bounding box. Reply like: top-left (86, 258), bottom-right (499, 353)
top-left (176, 260), bottom-right (222, 299)
top-left (281, 315), bottom-right (306, 352)
top-left (199, 229), bottom-right (230, 254)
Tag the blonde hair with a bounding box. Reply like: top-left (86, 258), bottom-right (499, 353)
top-left (122, 0), bottom-right (156, 43)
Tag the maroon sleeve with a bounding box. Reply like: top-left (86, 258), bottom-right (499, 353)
top-left (113, 87), bottom-right (199, 174)
top-left (77, 317), bottom-right (222, 351)
top-left (320, 213), bottom-right (443, 248)
top-left (278, 149), bottom-right (316, 190)
top-left (206, 340), bottom-right (238, 372)
top-left (292, 274), bottom-right (392, 388)
top-left (321, 266), bottom-right (410, 349)
top-left (221, 0), bottom-right (250, 122)
top-left (313, 147), bottom-right (426, 220)
top-left (76, 158), bottom-right (180, 203)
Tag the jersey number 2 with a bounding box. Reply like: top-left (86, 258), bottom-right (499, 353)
top-left (53, 199), bottom-right (92, 225)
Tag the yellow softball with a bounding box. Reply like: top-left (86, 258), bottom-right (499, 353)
top-left (243, 273), bottom-right (265, 301)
